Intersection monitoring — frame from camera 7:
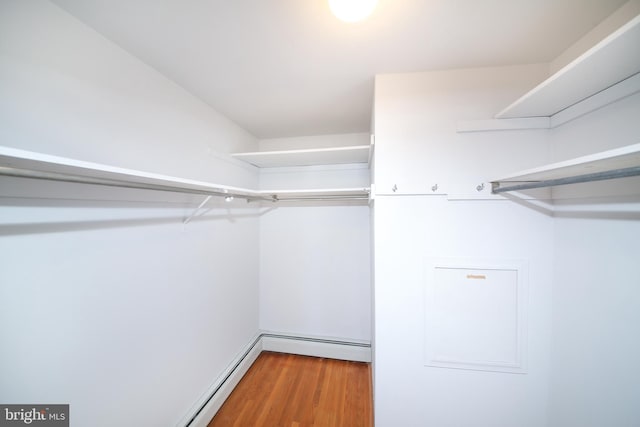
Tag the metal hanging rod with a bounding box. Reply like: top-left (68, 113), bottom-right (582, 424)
top-left (0, 166), bottom-right (271, 201)
top-left (491, 165), bottom-right (640, 194)
top-left (0, 166), bottom-right (370, 202)
top-left (266, 195), bottom-right (370, 202)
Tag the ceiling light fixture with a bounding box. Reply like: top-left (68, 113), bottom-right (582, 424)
top-left (328, 0), bottom-right (378, 23)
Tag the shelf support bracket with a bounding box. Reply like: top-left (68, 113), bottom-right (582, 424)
top-left (183, 195), bottom-right (212, 225)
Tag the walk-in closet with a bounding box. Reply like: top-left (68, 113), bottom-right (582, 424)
top-left (1, 1), bottom-right (639, 426)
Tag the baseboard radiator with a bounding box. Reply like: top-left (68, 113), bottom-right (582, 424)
top-left (181, 332), bottom-right (371, 427)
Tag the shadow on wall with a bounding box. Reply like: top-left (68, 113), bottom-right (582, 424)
top-left (500, 191), bottom-right (640, 220)
top-left (0, 192), bottom-right (370, 237)
top-left (0, 209), bottom-right (274, 237)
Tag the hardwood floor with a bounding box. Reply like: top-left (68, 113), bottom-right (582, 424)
top-left (208, 351), bottom-right (373, 427)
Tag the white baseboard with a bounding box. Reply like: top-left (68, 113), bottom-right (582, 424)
top-left (182, 332), bottom-right (371, 426)
top-left (182, 334), bottom-right (263, 427)
top-left (260, 333), bottom-right (371, 363)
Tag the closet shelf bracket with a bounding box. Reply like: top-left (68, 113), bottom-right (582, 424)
top-left (183, 195), bottom-right (212, 225)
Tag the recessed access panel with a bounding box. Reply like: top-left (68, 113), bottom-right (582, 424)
top-left (424, 259), bottom-right (528, 374)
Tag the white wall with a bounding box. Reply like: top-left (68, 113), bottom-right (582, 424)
top-left (373, 57), bottom-right (640, 427)
top-left (0, 0), bottom-right (257, 186)
top-left (0, 205), bottom-right (260, 426)
top-left (0, 1), bottom-right (260, 426)
top-left (549, 217), bottom-right (640, 427)
top-left (547, 92), bottom-right (640, 427)
top-left (373, 65), bottom-right (555, 427)
top-left (258, 134), bottom-right (372, 342)
top-left (259, 203), bottom-right (371, 341)
top-left (373, 66), bottom-right (551, 196)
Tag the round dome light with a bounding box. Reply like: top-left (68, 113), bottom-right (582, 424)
top-left (328, 0), bottom-right (378, 23)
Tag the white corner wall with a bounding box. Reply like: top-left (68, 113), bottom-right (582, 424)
top-left (259, 203), bottom-right (371, 341)
top-left (258, 134), bottom-right (372, 342)
top-left (547, 92), bottom-right (640, 427)
top-left (373, 65), bottom-right (555, 427)
top-left (0, 1), bottom-right (260, 426)
top-left (373, 61), bottom-right (640, 427)
top-left (550, 217), bottom-right (640, 427)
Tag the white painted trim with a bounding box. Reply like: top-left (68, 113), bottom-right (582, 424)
top-left (178, 333), bottom-right (263, 427)
top-left (261, 333), bottom-right (372, 362)
top-left (424, 258), bottom-right (529, 374)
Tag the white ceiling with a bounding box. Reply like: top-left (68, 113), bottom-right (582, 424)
top-left (51, 0), bottom-right (627, 139)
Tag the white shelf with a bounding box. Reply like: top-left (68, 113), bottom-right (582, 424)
top-left (491, 143), bottom-right (640, 193)
top-left (496, 14), bottom-right (640, 119)
top-left (231, 145), bottom-right (370, 168)
top-left (0, 146), bottom-right (369, 202)
top-left (0, 146), bottom-right (260, 198)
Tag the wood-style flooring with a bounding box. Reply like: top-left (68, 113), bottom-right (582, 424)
top-left (207, 351), bottom-right (373, 427)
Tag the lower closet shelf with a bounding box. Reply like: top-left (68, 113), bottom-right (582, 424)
top-left (491, 143), bottom-right (640, 195)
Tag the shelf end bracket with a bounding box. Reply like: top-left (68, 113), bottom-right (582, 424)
top-left (184, 195), bottom-right (213, 225)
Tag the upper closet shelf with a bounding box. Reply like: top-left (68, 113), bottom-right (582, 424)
top-left (496, 14), bottom-right (640, 120)
top-left (0, 146), bottom-right (369, 202)
top-left (231, 145), bottom-right (370, 168)
top-left (491, 143), bottom-right (640, 194)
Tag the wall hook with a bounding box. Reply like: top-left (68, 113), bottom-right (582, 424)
top-left (476, 183), bottom-right (485, 192)
top-left (431, 184), bottom-right (438, 192)
top-left (392, 184), bottom-right (398, 192)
